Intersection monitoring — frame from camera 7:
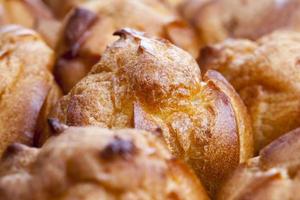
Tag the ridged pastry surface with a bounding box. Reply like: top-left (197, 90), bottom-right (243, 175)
top-left (0, 127), bottom-right (209, 200)
top-left (51, 28), bottom-right (253, 194)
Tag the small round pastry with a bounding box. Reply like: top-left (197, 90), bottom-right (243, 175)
top-left (181, 0), bottom-right (300, 46)
top-left (51, 28), bottom-right (253, 195)
top-left (199, 31), bottom-right (300, 152)
top-left (0, 126), bottom-right (209, 200)
top-left (54, 0), bottom-right (200, 93)
top-left (0, 25), bottom-right (61, 155)
top-left (1, 0), bottom-right (61, 47)
top-left (218, 128), bottom-right (300, 200)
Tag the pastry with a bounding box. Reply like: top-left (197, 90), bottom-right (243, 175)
top-left (51, 28), bottom-right (253, 195)
top-left (0, 126), bottom-right (209, 200)
top-left (218, 127), bottom-right (300, 200)
top-left (163, 0), bottom-right (187, 8)
top-left (181, 0), bottom-right (300, 46)
top-left (54, 0), bottom-right (200, 93)
top-left (43, 0), bottom-right (87, 18)
top-left (1, 0), bottom-right (61, 47)
top-left (0, 25), bottom-right (61, 155)
top-left (199, 31), bottom-right (300, 152)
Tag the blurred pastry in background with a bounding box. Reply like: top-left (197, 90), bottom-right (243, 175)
top-left (43, 0), bottom-right (87, 19)
top-left (162, 0), bottom-right (187, 8)
top-left (218, 127), bottom-right (300, 200)
top-left (0, 127), bottom-right (209, 200)
top-left (181, 0), bottom-right (300, 46)
top-left (199, 31), bottom-right (300, 152)
top-left (0, 25), bottom-right (61, 156)
top-left (0, 3), bottom-right (7, 25)
top-left (51, 28), bottom-right (253, 195)
top-left (54, 0), bottom-right (200, 93)
top-left (0, 0), bottom-right (61, 48)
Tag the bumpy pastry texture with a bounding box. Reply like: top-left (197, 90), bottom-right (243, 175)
top-left (51, 28), bottom-right (253, 194)
top-left (181, 0), bottom-right (300, 46)
top-left (218, 128), bottom-right (300, 200)
top-left (199, 31), bottom-right (300, 152)
top-left (54, 0), bottom-right (200, 93)
top-left (0, 25), bottom-right (60, 155)
top-left (0, 127), bottom-right (209, 200)
top-left (0, 0), bottom-right (61, 47)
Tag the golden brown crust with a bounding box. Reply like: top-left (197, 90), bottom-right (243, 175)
top-left (218, 128), bottom-right (300, 200)
top-left (0, 127), bottom-right (209, 200)
top-left (199, 31), bottom-right (300, 152)
top-left (54, 0), bottom-right (200, 93)
top-left (0, 25), bottom-right (60, 156)
top-left (51, 28), bottom-right (253, 195)
top-left (181, 0), bottom-right (300, 46)
top-left (203, 70), bottom-right (253, 161)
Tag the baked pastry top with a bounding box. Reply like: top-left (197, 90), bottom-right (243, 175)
top-left (54, 0), bottom-right (200, 93)
top-left (0, 126), bottom-right (209, 200)
top-left (2, 1), bottom-right (300, 199)
top-left (199, 31), bottom-right (300, 152)
top-left (0, 25), bottom-right (60, 155)
top-left (51, 28), bottom-right (253, 195)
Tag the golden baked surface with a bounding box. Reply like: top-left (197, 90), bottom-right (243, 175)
top-left (54, 0), bottom-right (200, 93)
top-left (0, 25), bottom-right (60, 155)
top-left (0, 127), bottom-right (209, 200)
top-left (4, 0), bottom-right (300, 199)
top-left (218, 128), bottom-right (300, 200)
top-left (181, 0), bottom-right (300, 45)
top-left (51, 28), bottom-right (253, 194)
top-left (199, 31), bottom-right (300, 152)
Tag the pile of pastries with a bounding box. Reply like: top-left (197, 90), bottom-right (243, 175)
top-left (0, 0), bottom-right (300, 199)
